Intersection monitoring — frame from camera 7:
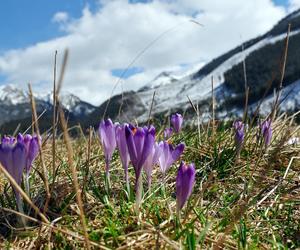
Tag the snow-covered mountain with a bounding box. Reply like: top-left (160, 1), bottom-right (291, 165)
top-left (2, 9), bottom-right (300, 132)
top-left (88, 8), bottom-right (300, 124)
top-left (0, 85), bottom-right (96, 125)
top-left (36, 92), bottom-right (95, 116)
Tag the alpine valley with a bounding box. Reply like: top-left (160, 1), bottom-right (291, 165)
top-left (1, 9), bottom-right (300, 133)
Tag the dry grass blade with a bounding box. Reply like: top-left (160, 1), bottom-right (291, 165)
top-left (58, 105), bottom-right (91, 250)
top-left (52, 51), bottom-right (58, 182)
top-left (56, 50), bottom-right (69, 95)
top-left (0, 207), bottom-right (110, 249)
top-left (23, 109), bottom-right (47, 134)
top-left (28, 84), bottom-right (51, 214)
top-left (211, 75), bottom-right (215, 138)
top-left (53, 48), bottom-right (90, 249)
top-left (243, 87), bottom-right (249, 122)
top-left (272, 24), bottom-right (291, 120)
top-left (0, 163), bottom-right (49, 223)
top-left (148, 91), bottom-right (156, 126)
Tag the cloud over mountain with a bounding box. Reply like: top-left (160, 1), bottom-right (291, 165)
top-left (0, 0), bottom-right (294, 105)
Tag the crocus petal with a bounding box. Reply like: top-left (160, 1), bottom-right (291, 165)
top-left (17, 133), bottom-right (24, 144)
top-left (170, 143), bottom-right (185, 166)
top-left (115, 124), bottom-right (130, 170)
top-left (133, 128), bottom-right (146, 165)
top-left (176, 162), bottom-right (196, 210)
top-left (158, 141), bottom-right (169, 173)
top-left (99, 119), bottom-right (117, 162)
top-left (125, 125), bottom-right (138, 168)
top-left (12, 143), bottom-right (27, 186)
top-left (143, 142), bottom-right (161, 181)
top-left (159, 141), bottom-right (184, 174)
top-left (139, 126), bottom-right (155, 169)
top-left (164, 127), bottom-right (173, 139)
top-left (126, 125), bottom-right (156, 182)
top-left (0, 144), bottom-right (14, 175)
top-left (0, 140), bottom-right (27, 188)
top-left (233, 120), bottom-right (244, 153)
top-left (26, 136), bottom-right (40, 173)
top-left (143, 147), bottom-right (155, 180)
top-left (260, 119), bottom-right (272, 147)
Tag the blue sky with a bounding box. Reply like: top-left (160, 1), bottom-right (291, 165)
top-left (0, 0), bottom-right (297, 105)
top-left (273, 0), bottom-right (289, 6)
top-left (0, 0), bottom-right (99, 51)
top-left (0, 0), bottom-right (289, 52)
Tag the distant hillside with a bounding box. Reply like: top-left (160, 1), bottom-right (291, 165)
top-left (86, 9), bottom-right (300, 123)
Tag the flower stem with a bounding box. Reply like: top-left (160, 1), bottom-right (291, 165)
top-left (147, 176), bottom-right (152, 192)
top-left (16, 194), bottom-right (26, 227)
top-left (25, 173), bottom-right (30, 198)
top-left (125, 167), bottom-right (130, 198)
top-left (135, 174), bottom-right (143, 214)
top-left (105, 159), bottom-right (111, 194)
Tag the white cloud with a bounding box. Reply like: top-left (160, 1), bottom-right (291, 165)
top-left (52, 11), bottom-right (69, 23)
top-left (288, 0), bottom-right (300, 12)
top-left (0, 0), bottom-right (287, 105)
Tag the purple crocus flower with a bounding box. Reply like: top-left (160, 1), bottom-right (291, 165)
top-left (115, 124), bottom-right (130, 192)
top-left (158, 141), bottom-right (185, 174)
top-left (17, 133), bottom-right (40, 175)
top-left (164, 127), bottom-right (173, 139)
top-left (125, 125), bottom-right (156, 184)
top-left (176, 162), bottom-right (196, 214)
top-left (98, 119), bottom-right (117, 179)
top-left (171, 113), bottom-right (183, 133)
top-left (125, 124), bottom-right (155, 210)
top-left (0, 136), bottom-right (27, 203)
top-left (233, 121), bottom-right (244, 155)
top-left (143, 142), bottom-right (162, 189)
top-left (260, 118), bottom-right (272, 148)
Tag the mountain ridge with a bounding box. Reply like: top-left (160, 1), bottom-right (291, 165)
top-left (86, 8), bottom-right (300, 125)
top-left (0, 84), bottom-right (96, 127)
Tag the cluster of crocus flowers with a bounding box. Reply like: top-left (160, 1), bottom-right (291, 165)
top-left (176, 162), bottom-right (196, 217)
top-left (233, 120), bottom-right (245, 157)
top-left (98, 115), bottom-right (187, 211)
top-left (0, 133), bottom-right (40, 212)
top-left (232, 117), bottom-right (273, 154)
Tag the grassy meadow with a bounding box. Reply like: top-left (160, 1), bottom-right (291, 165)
top-left (0, 109), bottom-right (299, 249)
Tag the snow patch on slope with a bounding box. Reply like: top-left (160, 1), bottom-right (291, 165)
top-left (0, 84), bottom-right (28, 105)
top-left (135, 29), bottom-right (300, 121)
top-left (251, 79), bottom-right (300, 116)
